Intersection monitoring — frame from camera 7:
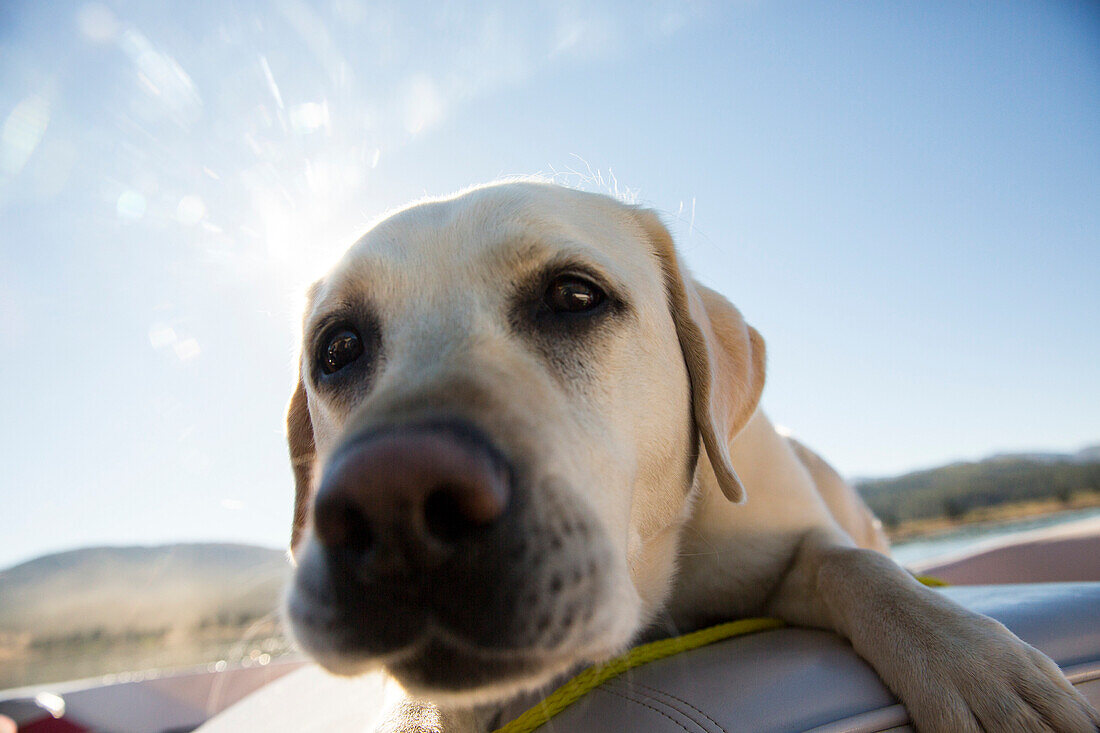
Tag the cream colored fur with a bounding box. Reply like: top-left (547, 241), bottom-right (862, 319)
top-left (286, 181), bottom-right (1099, 732)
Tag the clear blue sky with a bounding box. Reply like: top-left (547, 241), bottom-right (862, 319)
top-left (1, 1), bottom-right (1097, 569)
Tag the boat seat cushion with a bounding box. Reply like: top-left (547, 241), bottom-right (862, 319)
top-left (201, 582), bottom-right (1100, 733)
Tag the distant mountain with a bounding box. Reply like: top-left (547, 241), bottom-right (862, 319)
top-left (856, 446), bottom-right (1100, 528)
top-left (0, 543), bottom-right (289, 640)
top-left (0, 543), bottom-right (294, 690)
top-left (984, 444), bottom-right (1100, 465)
top-left (1073, 445), bottom-right (1100, 462)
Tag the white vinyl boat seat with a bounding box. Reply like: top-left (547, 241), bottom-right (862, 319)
top-left (199, 582), bottom-right (1100, 733)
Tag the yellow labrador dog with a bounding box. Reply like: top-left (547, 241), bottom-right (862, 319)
top-left (284, 182), bottom-right (1098, 732)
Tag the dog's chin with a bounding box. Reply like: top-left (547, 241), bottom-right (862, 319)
top-left (385, 636), bottom-right (621, 705)
top-left (286, 526), bottom-right (646, 704)
top-left (297, 622), bottom-right (634, 706)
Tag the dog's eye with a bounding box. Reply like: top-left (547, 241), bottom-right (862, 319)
top-left (321, 328), bottom-right (364, 374)
top-left (545, 276), bottom-right (605, 314)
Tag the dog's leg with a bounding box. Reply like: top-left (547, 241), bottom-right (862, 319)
top-left (769, 529), bottom-right (1100, 732)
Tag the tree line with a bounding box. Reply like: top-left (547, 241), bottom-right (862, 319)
top-left (856, 457), bottom-right (1100, 529)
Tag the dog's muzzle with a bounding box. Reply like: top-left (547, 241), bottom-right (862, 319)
top-left (287, 419), bottom-right (617, 693)
top-left (289, 421), bottom-right (541, 653)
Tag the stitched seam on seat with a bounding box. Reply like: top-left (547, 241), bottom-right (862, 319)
top-left (607, 677), bottom-right (717, 726)
top-left (630, 681), bottom-right (729, 733)
top-left (595, 686), bottom-right (706, 733)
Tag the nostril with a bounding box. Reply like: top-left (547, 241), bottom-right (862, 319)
top-left (314, 495), bottom-right (374, 553)
top-left (312, 424), bottom-right (512, 565)
top-left (422, 478), bottom-right (507, 545)
top-left (423, 487), bottom-right (468, 545)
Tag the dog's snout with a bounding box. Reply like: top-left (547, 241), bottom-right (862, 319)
top-left (312, 426), bottom-right (511, 566)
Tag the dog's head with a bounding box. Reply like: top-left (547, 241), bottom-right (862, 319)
top-left (284, 182), bottom-right (764, 703)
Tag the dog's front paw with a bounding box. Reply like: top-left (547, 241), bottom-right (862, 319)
top-left (891, 610), bottom-right (1099, 732)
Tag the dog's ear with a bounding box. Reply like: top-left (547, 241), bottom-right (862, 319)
top-left (287, 368), bottom-right (316, 558)
top-left (635, 208), bottom-right (766, 503)
top-left (287, 282), bottom-right (322, 558)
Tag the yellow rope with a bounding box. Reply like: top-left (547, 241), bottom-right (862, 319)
top-left (493, 576), bottom-right (947, 733)
top-left (914, 574), bottom-right (949, 587)
top-left (493, 617), bottom-right (785, 733)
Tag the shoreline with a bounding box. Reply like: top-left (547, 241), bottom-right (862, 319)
top-left (885, 493), bottom-right (1100, 542)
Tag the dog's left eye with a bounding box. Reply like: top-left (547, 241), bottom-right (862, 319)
top-left (545, 276), bottom-right (605, 314)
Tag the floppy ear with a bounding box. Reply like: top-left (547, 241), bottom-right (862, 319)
top-left (287, 373), bottom-right (316, 557)
top-left (634, 208), bottom-right (766, 503)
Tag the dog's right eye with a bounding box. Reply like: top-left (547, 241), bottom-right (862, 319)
top-left (321, 328), bottom-right (364, 375)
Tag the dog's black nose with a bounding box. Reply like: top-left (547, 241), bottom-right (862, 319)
top-left (311, 425), bottom-right (511, 569)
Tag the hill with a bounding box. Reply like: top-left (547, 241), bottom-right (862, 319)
top-left (856, 446), bottom-right (1100, 529)
top-left (0, 543), bottom-right (289, 638)
top-left (0, 543), bottom-right (292, 690)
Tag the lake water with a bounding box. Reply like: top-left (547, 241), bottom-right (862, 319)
top-left (890, 505), bottom-right (1100, 567)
